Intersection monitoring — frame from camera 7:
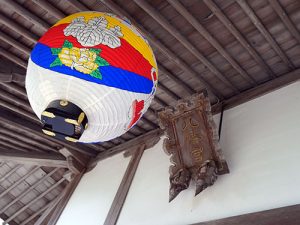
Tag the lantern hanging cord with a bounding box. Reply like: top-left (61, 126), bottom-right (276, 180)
top-left (218, 102), bottom-right (224, 141)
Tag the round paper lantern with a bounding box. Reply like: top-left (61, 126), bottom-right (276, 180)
top-left (26, 12), bottom-right (158, 143)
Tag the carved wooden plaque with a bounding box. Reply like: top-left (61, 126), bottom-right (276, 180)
top-left (158, 93), bottom-right (229, 202)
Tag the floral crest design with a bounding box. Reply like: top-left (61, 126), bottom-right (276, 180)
top-left (50, 40), bottom-right (109, 79)
top-left (63, 16), bottom-right (123, 48)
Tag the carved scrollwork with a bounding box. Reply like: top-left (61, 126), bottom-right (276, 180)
top-left (158, 92), bottom-right (229, 201)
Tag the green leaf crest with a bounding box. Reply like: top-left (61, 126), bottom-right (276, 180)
top-left (90, 69), bottom-right (102, 79)
top-left (62, 40), bottom-right (73, 49)
top-left (50, 57), bottom-right (62, 67)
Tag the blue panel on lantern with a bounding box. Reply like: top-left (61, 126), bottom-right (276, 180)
top-left (31, 43), bottom-right (153, 94)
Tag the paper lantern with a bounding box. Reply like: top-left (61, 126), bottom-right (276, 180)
top-left (26, 12), bottom-right (158, 143)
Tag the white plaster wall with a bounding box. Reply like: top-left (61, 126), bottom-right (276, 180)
top-left (57, 81), bottom-right (300, 225)
top-left (57, 153), bottom-right (130, 225)
top-left (117, 81), bottom-right (300, 225)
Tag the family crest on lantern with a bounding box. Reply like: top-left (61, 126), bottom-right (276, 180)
top-left (50, 40), bottom-right (109, 79)
top-left (126, 67), bottom-right (158, 130)
top-left (63, 16), bottom-right (124, 48)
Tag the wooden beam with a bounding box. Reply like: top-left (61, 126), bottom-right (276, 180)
top-left (153, 96), bottom-right (168, 108)
top-left (0, 141), bottom-right (29, 153)
top-left (236, 0), bottom-right (294, 69)
top-left (139, 115), bottom-right (158, 128)
top-left (89, 128), bottom-right (162, 166)
top-left (104, 144), bottom-right (145, 225)
top-left (133, 0), bottom-right (237, 97)
top-left (0, 47), bottom-right (27, 68)
top-left (158, 65), bottom-right (194, 95)
top-left (0, 166), bottom-right (40, 199)
top-left (0, 164), bottom-right (22, 183)
top-left (219, 67), bottom-right (300, 111)
top-left (99, 0), bottom-right (222, 99)
top-left (0, 134), bottom-right (46, 153)
top-left (0, 83), bottom-right (27, 97)
top-left (0, 30), bottom-right (30, 55)
top-left (0, 87), bottom-right (32, 112)
top-left (268, 0), bottom-right (300, 44)
top-left (0, 72), bottom-right (25, 83)
top-left (0, 0), bottom-right (49, 31)
top-left (0, 13), bottom-right (38, 43)
top-left (168, 0), bottom-right (257, 85)
top-left (192, 204), bottom-right (300, 225)
top-left (67, 0), bottom-right (90, 11)
top-left (0, 150), bottom-right (68, 168)
top-left (0, 99), bottom-right (40, 123)
top-left (0, 127), bottom-right (56, 152)
top-left (4, 177), bottom-right (66, 224)
top-left (203, 0), bottom-right (275, 79)
top-left (59, 148), bottom-right (87, 168)
top-left (31, 0), bottom-right (65, 19)
top-left (33, 181), bottom-right (71, 225)
top-left (19, 201), bottom-right (49, 225)
top-left (45, 171), bottom-right (85, 225)
top-left (0, 168), bottom-right (60, 214)
top-left (158, 83), bottom-right (180, 100)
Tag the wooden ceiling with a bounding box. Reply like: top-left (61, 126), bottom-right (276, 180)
top-left (0, 0), bottom-right (299, 224)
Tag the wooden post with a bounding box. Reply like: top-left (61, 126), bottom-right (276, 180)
top-left (104, 144), bottom-right (146, 225)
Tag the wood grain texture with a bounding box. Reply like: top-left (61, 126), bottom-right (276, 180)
top-left (0, 150), bottom-right (68, 168)
top-left (104, 145), bottom-right (145, 225)
top-left (192, 204), bottom-right (300, 225)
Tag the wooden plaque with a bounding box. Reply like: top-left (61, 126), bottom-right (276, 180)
top-left (158, 93), bottom-right (229, 202)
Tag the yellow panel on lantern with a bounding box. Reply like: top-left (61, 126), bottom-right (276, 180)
top-left (54, 12), bottom-right (157, 70)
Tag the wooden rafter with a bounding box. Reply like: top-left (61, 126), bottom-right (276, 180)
top-left (0, 135), bottom-right (46, 153)
top-left (3, 177), bottom-right (66, 224)
top-left (0, 151), bottom-right (68, 168)
top-left (97, 0), bottom-right (210, 97)
top-left (32, 182), bottom-right (71, 225)
top-left (0, 47), bottom-right (27, 68)
top-left (0, 98), bottom-right (40, 123)
top-left (158, 65), bottom-right (194, 96)
top-left (19, 201), bottom-right (50, 225)
top-left (192, 204), bottom-right (300, 225)
top-left (0, 142), bottom-right (29, 153)
top-left (158, 83), bottom-right (180, 100)
top-left (0, 72), bottom-right (25, 83)
top-left (0, 168), bottom-right (60, 215)
top-left (32, 0), bottom-right (65, 19)
top-left (0, 83), bottom-right (26, 97)
top-left (45, 171), bottom-right (85, 225)
top-left (0, 0), bottom-right (49, 31)
top-left (203, 0), bottom-right (275, 79)
top-left (0, 13), bottom-right (38, 42)
top-left (0, 166), bottom-right (40, 199)
top-left (0, 164), bottom-right (23, 183)
top-left (168, 0), bottom-right (257, 85)
top-left (268, 0), bottom-right (300, 44)
top-left (89, 128), bottom-right (162, 167)
top-left (133, 0), bottom-right (238, 97)
top-left (236, 0), bottom-right (294, 69)
top-left (0, 30), bottom-right (30, 56)
top-left (0, 127), bottom-right (57, 152)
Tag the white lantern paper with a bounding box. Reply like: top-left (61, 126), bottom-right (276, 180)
top-left (26, 12), bottom-right (158, 143)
